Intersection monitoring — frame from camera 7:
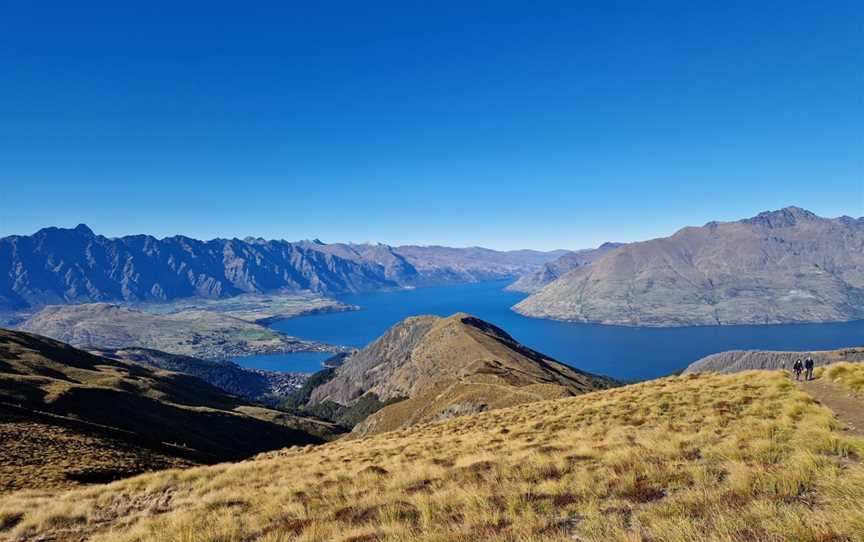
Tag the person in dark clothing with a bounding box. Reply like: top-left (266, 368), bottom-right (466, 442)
top-left (804, 356), bottom-right (815, 381)
top-left (793, 359), bottom-right (804, 381)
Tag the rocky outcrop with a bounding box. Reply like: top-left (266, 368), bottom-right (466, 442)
top-left (515, 207), bottom-right (864, 326)
top-left (683, 347), bottom-right (864, 374)
top-left (309, 313), bottom-right (615, 435)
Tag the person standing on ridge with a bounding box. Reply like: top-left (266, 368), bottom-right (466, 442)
top-left (804, 355), bottom-right (815, 381)
top-left (793, 359), bottom-right (804, 381)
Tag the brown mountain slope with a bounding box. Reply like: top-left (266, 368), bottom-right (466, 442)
top-left (0, 329), bottom-right (341, 492)
top-left (1, 370), bottom-right (861, 541)
top-left (309, 313), bottom-right (614, 435)
top-left (515, 207), bottom-right (864, 326)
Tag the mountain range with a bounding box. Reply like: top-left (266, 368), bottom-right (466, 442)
top-left (506, 242), bottom-right (624, 293)
top-left (515, 207), bottom-right (864, 326)
top-left (0, 225), bottom-right (565, 310)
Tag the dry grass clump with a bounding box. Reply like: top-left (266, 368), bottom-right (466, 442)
top-left (815, 362), bottom-right (864, 395)
top-left (1, 371), bottom-right (863, 541)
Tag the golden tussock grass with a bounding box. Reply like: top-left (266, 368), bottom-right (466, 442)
top-left (815, 362), bottom-right (864, 395)
top-left (1, 369), bottom-right (862, 541)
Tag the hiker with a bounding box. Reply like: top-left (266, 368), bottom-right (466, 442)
top-left (804, 356), bottom-right (815, 381)
top-left (793, 359), bottom-right (803, 381)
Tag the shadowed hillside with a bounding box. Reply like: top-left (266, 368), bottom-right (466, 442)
top-left (0, 329), bottom-right (342, 492)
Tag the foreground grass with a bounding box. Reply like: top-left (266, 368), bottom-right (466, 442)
top-left (1, 370), bottom-right (863, 542)
top-left (815, 362), bottom-right (864, 395)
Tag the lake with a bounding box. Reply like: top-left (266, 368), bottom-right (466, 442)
top-left (244, 280), bottom-right (864, 380)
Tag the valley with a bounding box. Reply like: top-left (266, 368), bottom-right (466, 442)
top-left (0, 329), bottom-right (343, 493)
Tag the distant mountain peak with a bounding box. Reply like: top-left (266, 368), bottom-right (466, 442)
top-left (73, 223), bottom-right (95, 235)
top-left (744, 206), bottom-right (819, 228)
top-left (598, 241), bottom-right (624, 250)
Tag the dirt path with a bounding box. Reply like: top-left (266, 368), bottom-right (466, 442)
top-left (799, 378), bottom-right (864, 437)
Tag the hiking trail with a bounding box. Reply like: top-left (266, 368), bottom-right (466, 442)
top-left (799, 378), bottom-right (864, 437)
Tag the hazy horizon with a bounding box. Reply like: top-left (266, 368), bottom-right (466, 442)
top-left (1, 204), bottom-right (859, 252)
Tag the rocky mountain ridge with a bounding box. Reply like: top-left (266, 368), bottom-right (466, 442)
top-left (515, 207), bottom-right (864, 326)
top-left (0, 225), bottom-right (564, 310)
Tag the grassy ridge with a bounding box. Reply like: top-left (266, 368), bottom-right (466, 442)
top-left (1, 369), bottom-right (862, 541)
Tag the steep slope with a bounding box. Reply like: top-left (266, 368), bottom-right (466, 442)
top-left (0, 329), bottom-right (341, 491)
top-left (684, 346), bottom-right (864, 374)
top-left (17, 303), bottom-right (338, 360)
top-left (506, 242), bottom-right (624, 293)
top-left (2, 370), bottom-right (861, 541)
top-left (0, 226), bottom-right (565, 310)
top-left (0, 225), bottom-right (392, 309)
top-left (308, 313), bottom-right (614, 434)
top-left (515, 207), bottom-right (864, 326)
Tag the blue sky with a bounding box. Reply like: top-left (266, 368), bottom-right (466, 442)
top-left (1, 1), bottom-right (861, 250)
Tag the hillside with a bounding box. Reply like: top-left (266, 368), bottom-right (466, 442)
top-left (0, 329), bottom-right (341, 492)
top-left (684, 346), bottom-right (864, 374)
top-left (308, 313), bottom-right (614, 435)
top-left (91, 347), bottom-right (308, 405)
top-left (515, 207), bottom-right (864, 326)
top-left (1, 369), bottom-right (861, 541)
top-left (17, 303), bottom-right (339, 360)
top-left (506, 242), bottom-right (623, 293)
top-left (0, 225), bottom-right (563, 310)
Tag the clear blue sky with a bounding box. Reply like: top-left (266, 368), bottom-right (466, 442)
top-left (1, 1), bottom-right (862, 250)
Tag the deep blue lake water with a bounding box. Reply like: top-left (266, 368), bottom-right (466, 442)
top-left (244, 280), bottom-right (864, 380)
